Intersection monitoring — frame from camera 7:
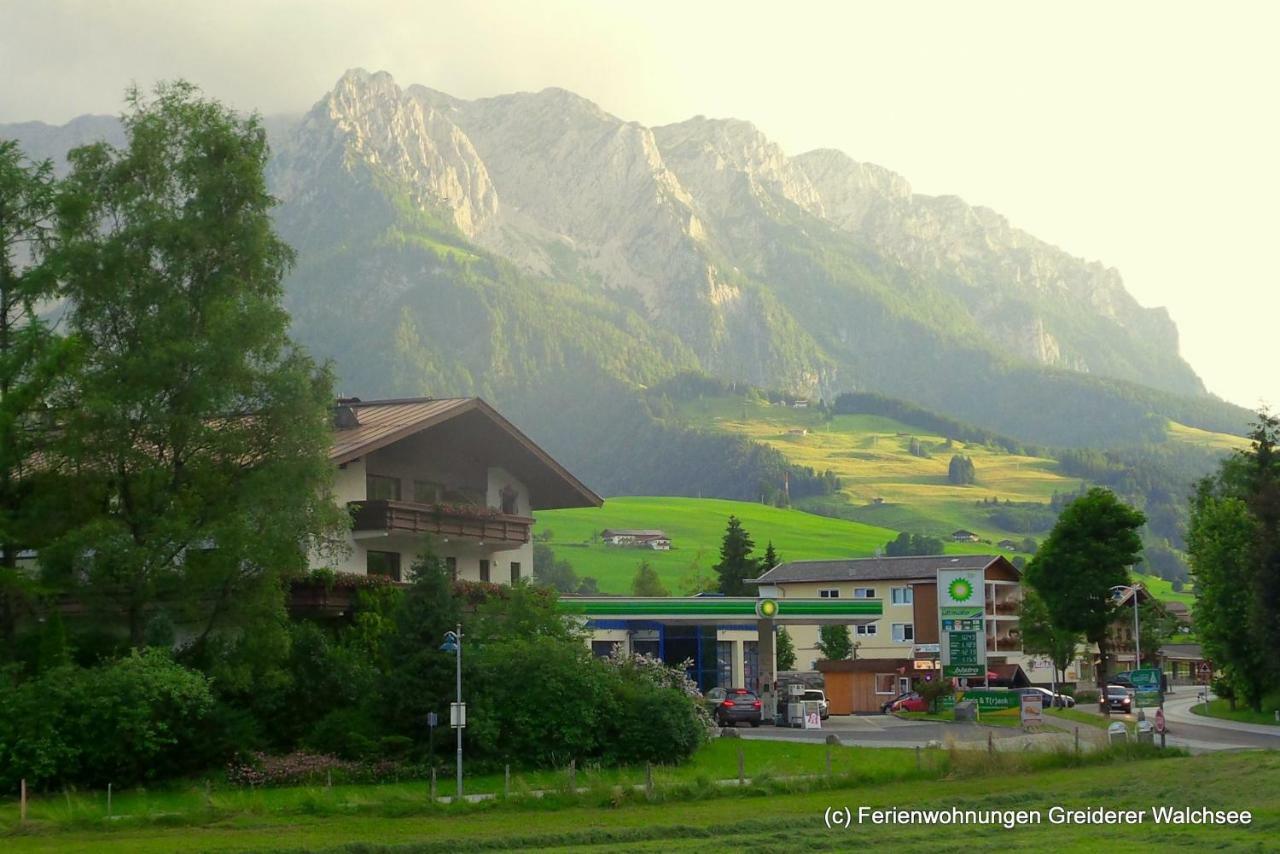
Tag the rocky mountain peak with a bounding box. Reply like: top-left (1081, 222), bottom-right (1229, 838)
top-left (276, 68), bottom-right (498, 238)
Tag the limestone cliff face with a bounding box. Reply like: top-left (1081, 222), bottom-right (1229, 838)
top-left (2, 68), bottom-right (1203, 400)
top-left (791, 148), bottom-right (1190, 383)
top-left (272, 69), bottom-right (498, 239)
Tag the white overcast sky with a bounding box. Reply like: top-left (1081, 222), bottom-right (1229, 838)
top-left (4, 0), bottom-right (1277, 409)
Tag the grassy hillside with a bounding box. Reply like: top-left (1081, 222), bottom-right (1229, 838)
top-left (534, 496), bottom-right (990, 594)
top-left (675, 395), bottom-right (1082, 543)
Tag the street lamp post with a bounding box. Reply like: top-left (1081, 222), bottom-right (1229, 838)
top-left (440, 624), bottom-right (463, 799)
top-left (1110, 584), bottom-right (1143, 721)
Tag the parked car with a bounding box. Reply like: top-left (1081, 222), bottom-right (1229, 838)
top-left (713, 688), bottom-right (763, 727)
top-left (1018, 687), bottom-right (1075, 708)
top-left (801, 688), bottom-right (830, 719)
top-left (881, 690), bottom-right (914, 714)
top-left (1100, 684), bottom-right (1134, 713)
top-left (890, 692), bottom-right (929, 713)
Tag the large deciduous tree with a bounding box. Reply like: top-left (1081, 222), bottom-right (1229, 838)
top-left (1024, 487), bottom-right (1145, 687)
top-left (0, 141), bottom-right (72, 653)
top-left (816, 625), bottom-right (854, 661)
top-left (1187, 418), bottom-right (1279, 711)
top-left (45, 82), bottom-right (342, 646)
top-left (1018, 587), bottom-right (1079, 688)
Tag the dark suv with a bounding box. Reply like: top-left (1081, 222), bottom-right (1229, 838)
top-left (1099, 684), bottom-right (1134, 714)
top-left (715, 688), bottom-right (763, 727)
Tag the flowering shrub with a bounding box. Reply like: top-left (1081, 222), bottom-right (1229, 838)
top-left (226, 751), bottom-right (415, 787)
top-left (602, 651), bottom-right (717, 752)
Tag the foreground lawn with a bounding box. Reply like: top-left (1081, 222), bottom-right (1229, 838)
top-left (1192, 698), bottom-right (1280, 727)
top-left (1, 750), bottom-right (1275, 852)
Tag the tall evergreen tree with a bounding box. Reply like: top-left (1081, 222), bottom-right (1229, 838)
top-left (1024, 487), bottom-right (1145, 687)
top-left (762, 541), bottom-right (780, 571)
top-left (44, 82), bottom-right (343, 645)
top-left (713, 515), bottom-right (759, 596)
top-left (631, 560), bottom-right (669, 597)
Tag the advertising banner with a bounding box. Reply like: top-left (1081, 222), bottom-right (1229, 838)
top-left (938, 569), bottom-right (986, 678)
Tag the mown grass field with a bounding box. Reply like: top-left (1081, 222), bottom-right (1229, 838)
top-left (3, 749), bottom-right (1275, 852)
top-left (675, 395), bottom-right (1084, 543)
top-left (535, 496), bottom-right (991, 593)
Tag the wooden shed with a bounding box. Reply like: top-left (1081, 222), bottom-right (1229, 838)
top-left (816, 658), bottom-right (914, 714)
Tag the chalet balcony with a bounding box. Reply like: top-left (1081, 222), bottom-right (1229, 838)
top-left (987, 598), bottom-right (1022, 617)
top-left (349, 499), bottom-right (533, 546)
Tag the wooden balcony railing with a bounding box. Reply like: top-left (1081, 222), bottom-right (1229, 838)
top-left (349, 500), bottom-right (533, 545)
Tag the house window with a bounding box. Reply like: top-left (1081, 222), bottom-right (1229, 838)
top-left (875, 674), bottom-right (896, 694)
top-left (479, 559), bottom-right (490, 583)
top-left (510, 561), bottom-right (522, 584)
top-left (819, 588), bottom-right (840, 598)
top-left (366, 474), bottom-right (400, 501)
top-left (891, 587), bottom-right (913, 605)
top-left (500, 485), bottom-right (519, 515)
top-left (591, 641), bottom-right (616, 658)
top-left (445, 556), bottom-right (457, 580)
top-left (892, 623), bottom-right (915, 643)
top-left (898, 676), bottom-right (912, 694)
top-left (856, 623), bottom-right (877, 636)
top-left (413, 479), bottom-right (443, 504)
top-left (852, 588), bottom-right (875, 599)
top-left (367, 550), bottom-right (401, 582)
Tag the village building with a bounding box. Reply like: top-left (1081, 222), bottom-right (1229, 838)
top-left (950, 529), bottom-right (980, 543)
top-left (323, 397), bottom-right (601, 583)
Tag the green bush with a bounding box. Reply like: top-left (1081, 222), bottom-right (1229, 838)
top-left (600, 676), bottom-right (704, 765)
top-left (0, 649), bottom-right (216, 790)
top-left (305, 706), bottom-right (383, 760)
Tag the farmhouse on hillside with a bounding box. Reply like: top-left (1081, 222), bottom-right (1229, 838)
top-left (601, 529), bottom-right (672, 550)
top-left (950, 529), bottom-right (980, 542)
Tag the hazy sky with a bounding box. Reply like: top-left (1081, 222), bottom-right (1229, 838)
top-left (4, 1), bottom-right (1277, 408)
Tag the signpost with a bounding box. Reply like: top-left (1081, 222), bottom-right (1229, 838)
top-left (1130, 667), bottom-right (1162, 708)
top-left (938, 569), bottom-right (986, 680)
top-left (1020, 693), bottom-right (1043, 729)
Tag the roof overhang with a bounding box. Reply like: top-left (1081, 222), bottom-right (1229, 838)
top-left (558, 596), bottom-right (882, 625)
top-left (330, 398), bottom-right (602, 510)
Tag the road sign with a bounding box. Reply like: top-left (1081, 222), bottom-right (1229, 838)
top-left (1021, 693), bottom-right (1043, 728)
top-left (1131, 667), bottom-right (1163, 708)
top-left (1154, 707), bottom-right (1166, 734)
top-left (1197, 662), bottom-right (1212, 684)
top-left (938, 569), bottom-right (986, 678)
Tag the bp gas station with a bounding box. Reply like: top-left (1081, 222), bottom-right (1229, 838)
top-left (558, 595), bottom-right (882, 718)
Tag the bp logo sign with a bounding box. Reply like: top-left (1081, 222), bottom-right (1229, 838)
top-left (756, 598), bottom-right (779, 618)
top-left (947, 577), bottom-right (974, 603)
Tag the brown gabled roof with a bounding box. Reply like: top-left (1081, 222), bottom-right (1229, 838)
top-left (330, 397), bottom-right (602, 511)
top-left (752, 554), bottom-right (1014, 585)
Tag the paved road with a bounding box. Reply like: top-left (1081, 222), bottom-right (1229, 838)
top-left (738, 698), bottom-right (1280, 752)
top-left (735, 714), bottom-right (1024, 748)
top-left (1072, 691), bottom-right (1280, 751)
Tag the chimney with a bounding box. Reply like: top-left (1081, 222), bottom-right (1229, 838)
top-left (333, 398), bottom-right (361, 430)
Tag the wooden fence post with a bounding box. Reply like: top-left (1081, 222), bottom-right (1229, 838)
top-left (825, 746), bottom-right (832, 776)
top-left (987, 731), bottom-right (994, 754)
top-left (1074, 727), bottom-right (1080, 756)
top-left (430, 767), bottom-right (437, 802)
top-left (737, 747), bottom-right (745, 785)
top-left (107, 782), bottom-right (112, 818)
top-left (569, 759), bottom-right (577, 790)
top-left (504, 764), bottom-right (510, 799)
top-left (20, 778), bottom-right (27, 823)
top-left (645, 762), bottom-right (654, 798)
top-left (915, 745), bottom-right (921, 771)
